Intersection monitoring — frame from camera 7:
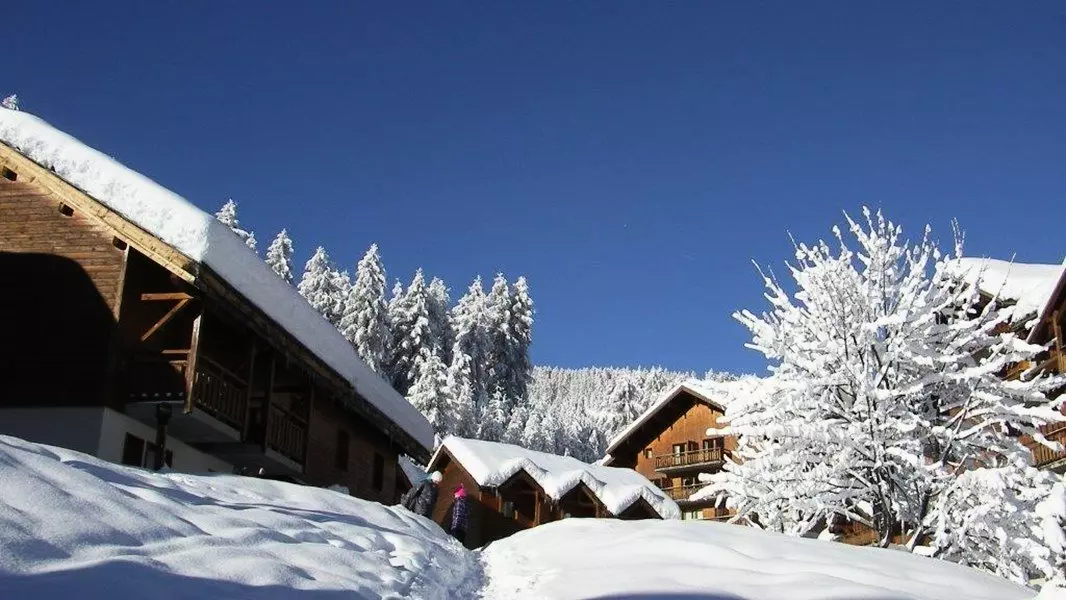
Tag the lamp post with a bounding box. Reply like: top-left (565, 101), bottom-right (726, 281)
top-left (154, 403), bottom-right (172, 470)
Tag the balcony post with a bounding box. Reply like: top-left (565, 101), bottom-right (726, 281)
top-left (183, 313), bottom-right (202, 414)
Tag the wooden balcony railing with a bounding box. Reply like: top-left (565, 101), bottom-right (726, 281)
top-left (654, 448), bottom-right (725, 471)
top-left (191, 355), bottom-right (248, 431)
top-left (661, 484), bottom-right (705, 502)
top-left (267, 404), bottom-right (306, 464)
top-left (1032, 423), bottom-right (1066, 468)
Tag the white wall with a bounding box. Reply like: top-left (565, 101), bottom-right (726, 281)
top-left (98, 408), bottom-right (234, 473)
top-left (0, 407), bottom-right (234, 474)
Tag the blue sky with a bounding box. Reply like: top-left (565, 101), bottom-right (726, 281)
top-left (9, 2), bottom-right (1065, 375)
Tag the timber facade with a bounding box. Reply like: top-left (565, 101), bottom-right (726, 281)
top-left (0, 142), bottom-right (430, 503)
top-left (1017, 272), bottom-right (1066, 472)
top-left (604, 382), bottom-right (735, 521)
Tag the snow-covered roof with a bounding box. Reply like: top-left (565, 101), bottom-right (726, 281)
top-left (398, 455), bottom-right (427, 486)
top-left (947, 257), bottom-right (1066, 327)
top-left (430, 436), bottom-right (681, 520)
top-left (604, 378), bottom-right (764, 458)
top-left (0, 108), bottom-right (434, 454)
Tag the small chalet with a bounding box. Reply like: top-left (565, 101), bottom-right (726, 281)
top-left (0, 108), bottom-right (434, 503)
top-left (603, 379), bottom-right (760, 520)
top-left (425, 436), bottom-right (679, 548)
top-left (952, 257), bottom-right (1066, 471)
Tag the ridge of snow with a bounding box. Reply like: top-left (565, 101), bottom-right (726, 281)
top-left (0, 435), bottom-right (477, 599)
top-left (604, 376), bottom-right (765, 457)
top-left (434, 436), bottom-right (680, 519)
top-left (0, 108), bottom-right (433, 453)
top-left (480, 519), bottom-right (1034, 600)
top-left (947, 257), bottom-right (1065, 325)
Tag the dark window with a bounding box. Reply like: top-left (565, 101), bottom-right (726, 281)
top-left (502, 500), bottom-right (515, 518)
top-left (335, 429), bottom-right (350, 471)
top-left (1, 167), bottom-right (16, 181)
top-left (372, 453), bottom-right (385, 491)
top-left (58, 203), bottom-right (74, 217)
top-left (121, 434), bottom-right (145, 466)
top-left (643, 447), bottom-right (653, 459)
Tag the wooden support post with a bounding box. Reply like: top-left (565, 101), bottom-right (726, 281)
top-left (262, 352), bottom-right (276, 452)
top-left (1054, 311), bottom-right (1064, 373)
top-left (534, 491), bottom-right (542, 525)
top-left (241, 342), bottom-right (257, 439)
top-left (184, 314), bottom-right (202, 414)
top-left (303, 382), bottom-right (315, 468)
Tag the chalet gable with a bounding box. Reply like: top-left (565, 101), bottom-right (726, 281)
top-left (604, 381), bottom-right (727, 463)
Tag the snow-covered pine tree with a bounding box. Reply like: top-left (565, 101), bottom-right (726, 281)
top-left (406, 349), bottom-right (451, 434)
top-left (599, 376), bottom-right (645, 440)
top-left (339, 244), bottom-right (390, 375)
top-left (427, 277), bottom-right (454, 365)
top-left (485, 274), bottom-right (513, 399)
top-left (444, 347), bottom-right (476, 437)
top-left (506, 276), bottom-right (535, 403)
top-left (521, 409), bottom-right (552, 452)
top-left (264, 229), bottom-right (295, 285)
top-left (298, 247), bottom-right (345, 326)
top-left (1, 94), bottom-right (19, 111)
top-left (708, 208), bottom-right (1063, 554)
top-left (452, 277), bottom-right (494, 409)
top-left (387, 270), bottom-right (432, 396)
top-left (214, 199), bottom-right (257, 252)
top-left (502, 404), bottom-right (529, 445)
top-left (478, 386), bottom-right (510, 442)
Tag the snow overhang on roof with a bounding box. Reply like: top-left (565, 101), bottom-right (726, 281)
top-left (429, 436), bottom-right (681, 520)
top-left (946, 257), bottom-right (1066, 340)
top-left (0, 107), bottom-right (435, 455)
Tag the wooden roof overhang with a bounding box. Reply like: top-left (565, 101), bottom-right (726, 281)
top-left (0, 142), bottom-right (431, 463)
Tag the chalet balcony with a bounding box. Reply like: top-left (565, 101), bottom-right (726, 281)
top-left (1033, 423), bottom-right (1066, 472)
top-left (125, 353), bottom-right (245, 444)
top-left (661, 484), bottom-right (706, 503)
top-left (654, 448), bottom-right (725, 474)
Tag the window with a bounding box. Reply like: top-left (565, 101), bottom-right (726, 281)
top-left (122, 433), bottom-right (172, 469)
top-left (502, 500), bottom-right (515, 518)
top-left (335, 429), bottom-right (349, 471)
top-left (682, 510), bottom-right (706, 521)
top-left (372, 453), bottom-right (385, 491)
top-left (672, 443), bottom-right (685, 456)
top-left (682, 475), bottom-right (698, 488)
top-left (643, 447), bottom-right (653, 459)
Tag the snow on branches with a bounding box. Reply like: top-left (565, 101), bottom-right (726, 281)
top-left (709, 208), bottom-right (1064, 581)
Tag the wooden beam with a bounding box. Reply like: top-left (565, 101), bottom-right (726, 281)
top-left (262, 352), bottom-right (277, 451)
top-left (534, 490), bottom-right (542, 525)
top-left (141, 292), bottom-right (193, 301)
top-left (140, 297), bottom-right (190, 342)
top-left (241, 342), bottom-right (257, 439)
top-left (184, 314), bottom-right (202, 414)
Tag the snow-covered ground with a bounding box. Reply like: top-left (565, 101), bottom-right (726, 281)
top-left (0, 435), bottom-right (1039, 600)
top-left (481, 519), bottom-right (1034, 600)
top-left (0, 435), bottom-right (477, 599)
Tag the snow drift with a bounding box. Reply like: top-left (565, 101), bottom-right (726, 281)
top-left (0, 435), bottom-right (478, 599)
top-left (480, 518), bottom-right (1035, 600)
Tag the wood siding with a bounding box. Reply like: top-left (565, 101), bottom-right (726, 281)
top-left (0, 179), bottom-right (127, 407)
top-left (305, 397), bottom-right (400, 504)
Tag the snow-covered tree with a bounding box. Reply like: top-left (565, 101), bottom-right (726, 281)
top-left (427, 277), bottom-right (454, 365)
top-left (264, 229), bottom-right (295, 285)
top-left (445, 347), bottom-right (476, 437)
top-left (298, 246), bottom-right (345, 326)
top-left (599, 376), bottom-right (645, 439)
top-left (486, 274), bottom-right (513, 397)
top-left (452, 277), bottom-right (494, 408)
top-left (507, 276), bottom-right (535, 402)
top-left (339, 244), bottom-right (390, 375)
top-left (709, 208), bottom-right (1063, 552)
top-left (387, 270), bottom-right (432, 395)
top-left (215, 199), bottom-right (257, 252)
top-left (1, 94), bottom-right (19, 111)
top-left (522, 409), bottom-right (553, 452)
top-left (406, 350), bottom-right (450, 433)
top-left (478, 386), bottom-right (510, 442)
top-left (928, 464), bottom-right (1062, 584)
top-left (502, 404), bottom-right (529, 445)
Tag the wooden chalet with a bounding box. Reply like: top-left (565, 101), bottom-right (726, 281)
top-left (425, 436), bottom-right (679, 548)
top-left (603, 380), bottom-right (742, 521)
top-left (0, 108), bottom-right (433, 503)
top-left (951, 257), bottom-right (1066, 471)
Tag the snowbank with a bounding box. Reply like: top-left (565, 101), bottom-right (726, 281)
top-left (0, 435), bottom-right (478, 599)
top-left (947, 257), bottom-right (1064, 323)
top-left (0, 108), bottom-right (433, 453)
top-left (434, 436), bottom-right (680, 519)
top-left (481, 518), bottom-right (1035, 600)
